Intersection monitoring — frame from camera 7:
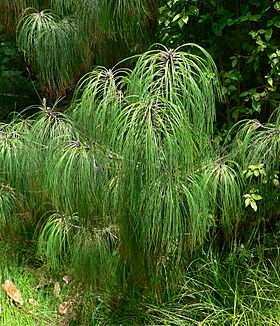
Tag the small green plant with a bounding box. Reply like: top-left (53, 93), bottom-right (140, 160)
top-left (242, 163), bottom-right (266, 179)
top-left (243, 192), bottom-right (263, 212)
top-left (242, 163), bottom-right (265, 211)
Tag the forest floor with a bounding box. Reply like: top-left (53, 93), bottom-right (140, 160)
top-left (1, 236), bottom-right (280, 325)
top-left (0, 238), bottom-right (83, 325)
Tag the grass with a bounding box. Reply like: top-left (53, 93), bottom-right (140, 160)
top-left (0, 258), bottom-right (51, 324)
top-left (0, 238), bottom-right (81, 325)
top-left (2, 234), bottom-right (280, 325)
top-left (69, 245), bottom-right (280, 326)
top-left (144, 252), bottom-right (280, 325)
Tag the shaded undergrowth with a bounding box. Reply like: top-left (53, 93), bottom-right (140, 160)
top-left (1, 235), bottom-right (280, 325)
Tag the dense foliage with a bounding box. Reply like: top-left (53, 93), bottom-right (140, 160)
top-left (0, 0), bottom-right (279, 324)
top-left (1, 0), bottom-right (279, 125)
top-left (0, 44), bottom-right (279, 323)
top-left (0, 0), bottom-right (158, 97)
top-left (158, 0), bottom-right (280, 127)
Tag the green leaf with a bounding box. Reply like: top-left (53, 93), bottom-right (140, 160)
top-left (239, 15), bottom-right (249, 23)
top-left (267, 20), bottom-right (274, 27)
top-left (256, 38), bottom-right (265, 46)
top-left (246, 171), bottom-right (253, 178)
top-left (247, 56), bottom-right (254, 64)
top-left (165, 19), bottom-right (170, 27)
top-left (182, 15), bottom-right (189, 24)
top-left (240, 88), bottom-right (256, 97)
top-left (172, 13), bottom-right (181, 22)
top-left (273, 179), bottom-right (280, 188)
top-left (250, 201), bottom-right (258, 212)
top-left (187, 6), bottom-right (199, 16)
top-left (274, 2), bottom-right (280, 11)
top-left (252, 98), bottom-right (261, 113)
top-left (227, 18), bottom-right (235, 26)
top-left (227, 85), bottom-right (237, 92)
top-left (253, 170), bottom-right (260, 177)
top-left (232, 58), bottom-right (238, 68)
top-left (268, 77), bottom-right (273, 86)
top-left (212, 22), bottom-right (223, 36)
top-left (178, 19), bottom-right (184, 29)
top-left (245, 198), bottom-right (251, 207)
top-left (273, 17), bottom-right (280, 28)
top-left (250, 14), bottom-right (262, 22)
top-left (252, 194), bottom-right (262, 201)
top-left (265, 28), bottom-right (273, 41)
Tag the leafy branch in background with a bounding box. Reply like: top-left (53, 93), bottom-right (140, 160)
top-left (242, 163), bottom-right (266, 212)
top-left (158, 0), bottom-right (280, 128)
top-left (231, 109), bottom-right (280, 226)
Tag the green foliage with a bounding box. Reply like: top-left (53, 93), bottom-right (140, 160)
top-left (144, 249), bottom-right (280, 325)
top-left (225, 109), bottom-right (280, 234)
top-left (242, 164), bottom-right (265, 211)
top-left (0, 43), bottom-right (278, 288)
top-left (234, 108), bottom-right (280, 170)
top-left (158, 0), bottom-right (280, 125)
top-left (16, 9), bottom-right (83, 96)
top-left (38, 212), bottom-right (73, 270)
top-left (0, 41), bottom-right (278, 324)
top-left (0, 45), bottom-right (222, 284)
top-left (202, 158), bottom-right (243, 233)
top-left (1, 1), bottom-right (280, 323)
top-left (0, 1), bottom-right (35, 34)
top-left (0, 0), bottom-right (160, 97)
top-left (72, 44), bottom-right (224, 268)
top-left (0, 184), bottom-right (19, 229)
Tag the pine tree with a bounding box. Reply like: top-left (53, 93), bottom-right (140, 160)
top-left (1, 0), bottom-right (159, 96)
